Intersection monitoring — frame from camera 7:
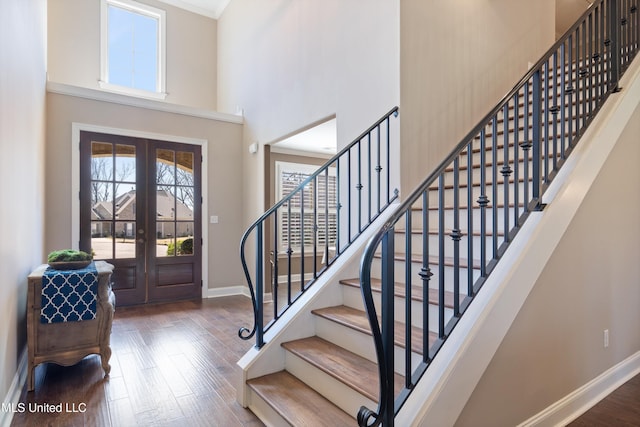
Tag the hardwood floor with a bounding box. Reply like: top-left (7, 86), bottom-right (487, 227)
top-left (9, 294), bottom-right (640, 426)
top-left (568, 374), bottom-right (640, 426)
top-left (11, 296), bottom-right (263, 427)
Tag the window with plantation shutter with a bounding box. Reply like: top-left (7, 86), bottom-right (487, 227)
top-left (276, 162), bottom-right (337, 251)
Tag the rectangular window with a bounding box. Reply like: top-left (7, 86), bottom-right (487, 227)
top-left (276, 162), bottom-right (337, 251)
top-left (100, 0), bottom-right (166, 99)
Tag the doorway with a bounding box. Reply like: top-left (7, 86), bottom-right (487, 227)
top-left (79, 131), bottom-right (202, 306)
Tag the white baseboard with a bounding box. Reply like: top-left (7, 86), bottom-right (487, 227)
top-left (0, 348), bottom-right (27, 427)
top-left (519, 351), bottom-right (640, 426)
top-left (205, 285), bottom-right (252, 299)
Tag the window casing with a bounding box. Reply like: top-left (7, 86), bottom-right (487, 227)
top-left (100, 0), bottom-right (166, 99)
top-left (275, 162), bottom-right (337, 251)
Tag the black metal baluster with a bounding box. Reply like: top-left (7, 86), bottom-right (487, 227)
top-left (567, 34), bottom-right (575, 149)
top-left (585, 10), bottom-right (595, 121)
top-left (451, 159), bottom-right (461, 316)
top-left (478, 128), bottom-right (488, 276)
top-left (438, 174), bottom-right (446, 338)
top-left (522, 82), bottom-right (531, 209)
top-left (532, 69), bottom-right (542, 209)
top-left (466, 141), bottom-right (474, 297)
top-left (387, 116), bottom-right (392, 204)
top-left (420, 191), bottom-right (432, 359)
top-left (347, 149), bottom-right (352, 244)
top-left (581, 20), bottom-right (588, 132)
top-left (324, 170), bottom-right (330, 268)
top-left (357, 141), bottom-right (363, 233)
top-left (596, 3), bottom-right (602, 106)
top-left (405, 210), bottom-right (412, 384)
top-left (313, 177), bottom-right (318, 279)
top-left (336, 159), bottom-right (341, 255)
top-left (255, 222), bottom-right (264, 348)
top-left (513, 93), bottom-right (520, 225)
top-left (551, 52), bottom-right (559, 171)
top-left (287, 202), bottom-right (293, 305)
top-left (368, 133), bottom-right (372, 223)
top-left (560, 42), bottom-right (567, 160)
top-left (502, 105), bottom-right (512, 243)
top-left (611, 0), bottom-right (621, 91)
top-left (273, 212), bottom-right (279, 319)
top-left (492, 117), bottom-right (498, 259)
top-left (377, 125), bottom-right (382, 214)
top-left (543, 60), bottom-right (550, 185)
top-left (380, 230), bottom-right (395, 427)
top-left (300, 187), bottom-right (305, 292)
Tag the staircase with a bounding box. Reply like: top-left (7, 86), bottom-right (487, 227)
top-left (238, 1), bottom-right (640, 425)
top-left (243, 110), bottom-right (535, 426)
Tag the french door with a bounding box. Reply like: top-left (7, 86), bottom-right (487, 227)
top-left (79, 131), bottom-right (202, 306)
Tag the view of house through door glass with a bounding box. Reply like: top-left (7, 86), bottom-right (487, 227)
top-left (80, 131), bottom-right (202, 306)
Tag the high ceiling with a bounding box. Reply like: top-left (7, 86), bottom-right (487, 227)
top-left (155, 0), bottom-right (230, 19)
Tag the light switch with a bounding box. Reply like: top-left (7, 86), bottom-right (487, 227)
top-left (210, 215), bottom-right (219, 224)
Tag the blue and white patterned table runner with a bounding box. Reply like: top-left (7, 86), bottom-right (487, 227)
top-left (41, 263), bottom-right (98, 324)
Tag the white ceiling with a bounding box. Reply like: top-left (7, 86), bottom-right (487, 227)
top-left (155, 0), bottom-right (230, 19)
top-left (271, 119), bottom-right (338, 156)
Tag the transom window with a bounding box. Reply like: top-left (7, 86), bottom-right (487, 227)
top-left (100, 0), bottom-right (166, 99)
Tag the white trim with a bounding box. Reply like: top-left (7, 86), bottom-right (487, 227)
top-left (518, 351), bottom-right (640, 426)
top-left (100, 0), bottom-right (167, 95)
top-left (97, 81), bottom-right (168, 100)
top-left (0, 349), bottom-right (27, 427)
top-left (205, 285), bottom-right (252, 299)
top-left (269, 145), bottom-right (334, 159)
top-left (154, 0), bottom-right (230, 19)
top-left (71, 123), bottom-right (210, 299)
top-left (48, 82), bottom-right (243, 124)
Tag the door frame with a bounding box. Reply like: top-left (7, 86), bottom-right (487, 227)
top-left (71, 122), bottom-right (209, 300)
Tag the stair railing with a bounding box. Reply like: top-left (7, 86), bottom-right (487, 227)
top-left (357, 1), bottom-right (638, 425)
top-left (239, 107), bottom-right (399, 348)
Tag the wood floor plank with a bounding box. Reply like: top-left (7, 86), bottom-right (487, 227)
top-left (10, 296), bottom-right (261, 427)
top-left (568, 374), bottom-right (640, 426)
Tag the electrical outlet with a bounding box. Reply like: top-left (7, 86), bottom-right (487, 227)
top-left (604, 329), bottom-right (609, 348)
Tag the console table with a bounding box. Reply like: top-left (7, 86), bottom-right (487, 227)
top-left (27, 261), bottom-right (115, 391)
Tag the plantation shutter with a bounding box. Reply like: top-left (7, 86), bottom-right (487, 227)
top-left (276, 162), bottom-right (337, 251)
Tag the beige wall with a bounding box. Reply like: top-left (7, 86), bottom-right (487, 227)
top-left (455, 102), bottom-right (640, 426)
top-left (217, 0), bottom-right (400, 228)
top-left (45, 93), bottom-right (244, 291)
top-left (400, 0), bottom-right (556, 192)
top-left (0, 0), bottom-right (47, 408)
top-left (47, 0), bottom-right (217, 110)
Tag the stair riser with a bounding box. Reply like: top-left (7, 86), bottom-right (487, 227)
top-left (426, 180), bottom-right (532, 207)
top-left (341, 284), bottom-right (455, 335)
top-left (284, 351), bottom-right (376, 418)
top-left (370, 258), bottom-right (482, 293)
top-left (315, 314), bottom-right (425, 376)
top-left (409, 206), bottom-right (526, 234)
top-left (247, 389), bottom-right (296, 427)
top-left (395, 232), bottom-right (504, 261)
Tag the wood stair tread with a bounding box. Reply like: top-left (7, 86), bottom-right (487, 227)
top-left (281, 336), bottom-right (404, 402)
top-left (247, 370), bottom-right (355, 426)
top-left (312, 305), bottom-right (438, 356)
top-left (339, 277), bottom-right (456, 308)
